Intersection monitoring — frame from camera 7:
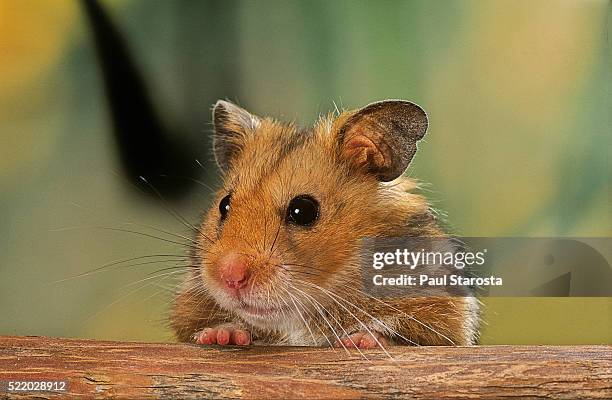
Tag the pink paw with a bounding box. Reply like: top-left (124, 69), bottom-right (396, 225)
top-left (333, 331), bottom-right (389, 349)
top-left (194, 325), bottom-right (251, 346)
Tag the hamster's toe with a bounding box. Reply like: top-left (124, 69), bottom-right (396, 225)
top-left (194, 325), bottom-right (251, 346)
top-left (333, 331), bottom-right (389, 349)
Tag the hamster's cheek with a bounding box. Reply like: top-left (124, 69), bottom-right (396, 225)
top-left (199, 254), bottom-right (224, 290)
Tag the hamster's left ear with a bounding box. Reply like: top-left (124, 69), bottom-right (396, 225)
top-left (337, 100), bottom-right (428, 182)
top-left (212, 100), bottom-right (261, 173)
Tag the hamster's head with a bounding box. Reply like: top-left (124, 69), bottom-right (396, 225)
top-left (197, 100), bottom-right (429, 327)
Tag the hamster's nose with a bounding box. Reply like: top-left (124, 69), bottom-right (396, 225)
top-left (219, 253), bottom-right (251, 290)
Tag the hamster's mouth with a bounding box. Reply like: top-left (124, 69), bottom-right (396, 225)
top-left (238, 303), bottom-right (284, 318)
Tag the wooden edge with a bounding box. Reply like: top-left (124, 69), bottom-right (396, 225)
top-left (0, 336), bottom-right (610, 399)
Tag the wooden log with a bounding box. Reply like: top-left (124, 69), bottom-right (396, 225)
top-left (0, 336), bottom-right (610, 399)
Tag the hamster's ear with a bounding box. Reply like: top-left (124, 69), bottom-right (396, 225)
top-left (212, 100), bottom-right (261, 172)
top-left (338, 100), bottom-right (428, 181)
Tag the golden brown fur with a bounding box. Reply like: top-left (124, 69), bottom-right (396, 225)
top-left (171, 102), bottom-right (479, 346)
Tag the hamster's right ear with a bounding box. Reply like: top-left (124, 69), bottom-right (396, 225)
top-left (337, 100), bottom-right (428, 182)
top-left (212, 100), bottom-right (261, 172)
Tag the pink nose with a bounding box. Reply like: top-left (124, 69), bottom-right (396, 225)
top-left (219, 253), bottom-right (250, 290)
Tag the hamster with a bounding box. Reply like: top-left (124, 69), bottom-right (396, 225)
top-left (170, 100), bottom-right (479, 348)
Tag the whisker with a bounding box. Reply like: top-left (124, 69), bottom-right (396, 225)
top-left (272, 264), bottom-right (319, 278)
top-left (300, 280), bottom-right (393, 359)
top-left (138, 176), bottom-right (199, 233)
top-left (282, 288), bottom-right (318, 346)
top-left (97, 227), bottom-right (199, 250)
top-left (329, 285), bottom-right (419, 347)
top-left (51, 254), bottom-right (192, 284)
top-left (281, 262), bottom-right (328, 274)
top-left (338, 283), bottom-right (455, 345)
top-left (146, 265), bottom-right (196, 276)
top-left (86, 269), bottom-right (189, 322)
top-left (159, 173), bottom-right (217, 194)
top-left (286, 287), bottom-right (335, 348)
top-left (121, 222), bottom-right (205, 246)
top-left (289, 285), bottom-right (353, 353)
top-left (268, 222), bottom-right (282, 260)
top-left (289, 284), bottom-right (369, 359)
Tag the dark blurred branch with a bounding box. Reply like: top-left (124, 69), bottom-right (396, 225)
top-left (81, 0), bottom-right (201, 199)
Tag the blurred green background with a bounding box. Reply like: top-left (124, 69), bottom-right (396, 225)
top-left (0, 0), bottom-right (610, 344)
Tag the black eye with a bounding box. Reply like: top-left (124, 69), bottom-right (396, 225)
top-left (219, 194), bottom-right (231, 220)
top-left (286, 195), bottom-right (319, 226)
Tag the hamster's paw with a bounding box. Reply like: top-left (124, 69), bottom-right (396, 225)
top-left (333, 331), bottom-right (389, 349)
top-left (194, 325), bottom-right (251, 346)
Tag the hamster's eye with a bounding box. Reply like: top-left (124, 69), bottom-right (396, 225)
top-left (219, 194), bottom-right (231, 220)
top-left (286, 195), bottom-right (319, 227)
